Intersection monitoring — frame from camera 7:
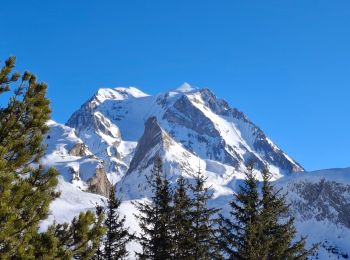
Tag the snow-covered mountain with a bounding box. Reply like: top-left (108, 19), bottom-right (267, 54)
top-left (42, 84), bottom-right (350, 259)
top-left (65, 83), bottom-right (302, 189)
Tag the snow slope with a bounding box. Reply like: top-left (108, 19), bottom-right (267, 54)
top-left (43, 120), bottom-right (111, 196)
top-left (40, 176), bottom-right (142, 259)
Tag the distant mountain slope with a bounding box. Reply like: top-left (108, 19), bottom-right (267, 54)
top-left (277, 168), bottom-right (350, 259)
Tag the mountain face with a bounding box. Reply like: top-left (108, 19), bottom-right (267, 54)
top-left (66, 84), bottom-right (302, 188)
top-left (43, 84), bottom-right (350, 259)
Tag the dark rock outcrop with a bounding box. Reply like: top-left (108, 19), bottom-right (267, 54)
top-left (127, 117), bottom-right (172, 174)
top-left (68, 143), bottom-right (89, 157)
top-left (87, 167), bottom-right (112, 198)
top-left (290, 179), bottom-right (350, 228)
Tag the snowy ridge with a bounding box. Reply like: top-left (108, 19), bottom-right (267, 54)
top-left (93, 87), bottom-right (149, 105)
top-left (276, 168), bottom-right (350, 259)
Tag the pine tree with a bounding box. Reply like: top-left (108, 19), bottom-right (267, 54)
top-left (134, 157), bottom-right (173, 260)
top-left (94, 205), bottom-right (105, 260)
top-left (189, 165), bottom-right (220, 260)
top-left (259, 169), bottom-right (317, 259)
top-left (47, 211), bottom-right (106, 259)
top-left (0, 56), bottom-right (60, 258)
top-left (172, 174), bottom-right (195, 258)
top-left (0, 57), bottom-right (106, 259)
top-left (33, 202), bottom-right (105, 259)
top-left (102, 185), bottom-right (131, 260)
top-left (218, 163), bottom-right (317, 260)
top-left (218, 163), bottom-right (262, 259)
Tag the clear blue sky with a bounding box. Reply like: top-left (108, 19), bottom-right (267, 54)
top-left (1, 0), bottom-right (349, 171)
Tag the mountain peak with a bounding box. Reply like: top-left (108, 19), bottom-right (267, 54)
top-left (113, 87), bottom-right (149, 98)
top-left (173, 82), bottom-right (196, 93)
top-left (93, 87), bottom-right (149, 104)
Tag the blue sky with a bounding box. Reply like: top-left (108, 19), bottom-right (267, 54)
top-left (1, 0), bottom-right (349, 170)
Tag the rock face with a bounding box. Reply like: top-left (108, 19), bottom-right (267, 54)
top-left (163, 94), bottom-right (241, 167)
top-left (117, 116), bottom-right (200, 199)
top-left (87, 167), bottom-right (112, 198)
top-left (292, 179), bottom-right (350, 228)
top-left (127, 117), bottom-right (172, 174)
top-left (68, 143), bottom-right (89, 157)
top-left (280, 169), bottom-right (350, 229)
top-left (275, 168), bottom-right (350, 259)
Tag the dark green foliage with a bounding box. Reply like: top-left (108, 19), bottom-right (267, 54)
top-left (95, 185), bottom-right (132, 260)
top-left (134, 157), bottom-right (174, 260)
top-left (172, 174), bottom-right (194, 258)
top-left (134, 160), bottom-right (220, 260)
top-left (218, 163), bottom-right (261, 259)
top-left (259, 169), bottom-right (317, 259)
top-left (0, 57), bottom-right (106, 259)
top-left (0, 56), bottom-right (60, 258)
top-left (219, 164), bottom-right (317, 259)
top-left (189, 166), bottom-right (220, 260)
top-left (34, 210), bottom-right (105, 259)
top-left (94, 205), bottom-right (105, 260)
top-left (31, 225), bottom-right (63, 259)
top-left (105, 186), bottom-right (131, 259)
top-left (59, 210), bottom-right (105, 259)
